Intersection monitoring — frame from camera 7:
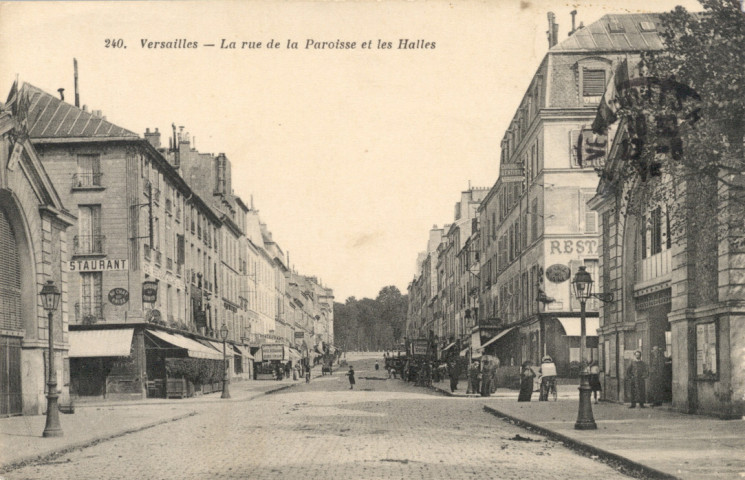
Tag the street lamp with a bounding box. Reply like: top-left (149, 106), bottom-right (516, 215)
top-left (219, 323), bottom-right (231, 399)
top-left (571, 266), bottom-right (597, 430)
top-left (40, 280), bottom-right (63, 437)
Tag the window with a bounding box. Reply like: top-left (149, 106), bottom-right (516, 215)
top-left (639, 21), bottom-right (656, 32)
top-left (75, 154), bottom-right (102, 188)
top-left (583, 69), bottom-right (606, 103)
top-left (642, 207), bottom-right (665, 259)
top-left (77, 205), bottom-right (103, 255)
top-left (80, 272), bottom-right (103, 320)
top-left (696, 321), bottom-right (718, 378)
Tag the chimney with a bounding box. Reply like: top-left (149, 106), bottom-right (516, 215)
top-left (74, 58), bottom-right (80, 107)
top-left (569, 10), bottom-right (577, 36)
top-left (547, 12), bottom-right (558, 48)
top-left (144, 127), bottom-right (161, 149)
top-left (57, 88), bottom-right (65, 101)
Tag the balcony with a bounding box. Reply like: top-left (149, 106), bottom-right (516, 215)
top-left (72, 173), bottom-right (103, 189)
top-left (74, 235), bottom-right (105, 256)
top-left (636, 249), bottom-right (672, 284)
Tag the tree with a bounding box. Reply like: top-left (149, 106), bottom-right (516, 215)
top-left (595, 0), bottom-right (745, 256)
top-left (332, 287), bottom-right (408, 350)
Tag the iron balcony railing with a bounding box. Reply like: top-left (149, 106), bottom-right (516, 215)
top-left (74, 235), bottom-right (105, 255)
top-left (72, 173), bottom-right (103, 188)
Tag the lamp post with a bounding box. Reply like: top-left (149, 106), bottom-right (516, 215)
top-left (220, 323), bottom-right (231, 399)
top-left (571, 266), bottom-right (597, 430)
top-left (40, 280), bottom-right (63, 437)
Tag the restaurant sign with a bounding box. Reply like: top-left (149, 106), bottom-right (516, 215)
top-left (69, 259), bottom-right (128, 272)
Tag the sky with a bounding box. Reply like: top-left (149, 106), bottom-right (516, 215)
top-left (0, 0), bottom-right (702, 302)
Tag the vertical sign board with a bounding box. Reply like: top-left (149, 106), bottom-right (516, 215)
top-left (412, 339), bottom-right (429, 357)
top-left (261, 344), bottom-right (285, 361)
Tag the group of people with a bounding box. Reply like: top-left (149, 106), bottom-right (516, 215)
top-left (518, 355), bottom-right (602, 403)
top-left (465, 356), bottom-right (499, 396)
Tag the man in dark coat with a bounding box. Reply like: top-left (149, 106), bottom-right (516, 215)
top-left (448, 360), bottom-right (459, 392)
top-left (626, 350), bottom-right (648, 408)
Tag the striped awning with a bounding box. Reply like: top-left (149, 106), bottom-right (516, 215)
top-left (147, 330), bottom-right (223, 360)
top-left (69, 329), bottom-right (134, 357)
top-left (233, 344), bottom-right (254, 359)
top-left (476, 327), bottom-right (515, 351)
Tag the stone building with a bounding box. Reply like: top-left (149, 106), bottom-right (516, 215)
top-left (20, 83), bottom-right (247, 401)
top-left (0, 89), bottom-right (75, 415)
top-left (589, 59), bottom-right (745, 418)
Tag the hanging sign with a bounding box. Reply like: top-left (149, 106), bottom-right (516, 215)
top-left (108, 288), bottom-right (129, 306)
top-left (546, 264), bottom-right (571, 283)
top-left (142, 281), bottom-right (158, 303)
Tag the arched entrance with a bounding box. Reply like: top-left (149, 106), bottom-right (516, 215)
top-left (0, 204), bottom-right (23, 416)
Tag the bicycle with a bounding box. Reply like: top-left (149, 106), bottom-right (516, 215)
top-left (540, 376), bottom-right (558, 401)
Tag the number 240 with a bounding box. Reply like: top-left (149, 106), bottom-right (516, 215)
top-left (105, 39), bottom-right (125, 48)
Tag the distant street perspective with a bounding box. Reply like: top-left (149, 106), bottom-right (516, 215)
top-left (1, 0), bottom-right (745, 479)
top-left (3, 354), bottom-right (634, 480)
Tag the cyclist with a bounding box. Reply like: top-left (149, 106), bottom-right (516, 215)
top-left (538, 355), bottom-right (557, 401)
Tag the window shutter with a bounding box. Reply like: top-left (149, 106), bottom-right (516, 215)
top-left (584, 193), bottom-right (597, 233)
top-left (583, 70), bottom-right (606, 96)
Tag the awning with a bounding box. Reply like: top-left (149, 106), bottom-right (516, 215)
top-left (557, 317), bottom-right (600, 337)
top-left (476, 327), bottom-right (516, 351)
top-left (288, 348), bottom-right (302, 361)
top-left (442, 342), bottom-right (456, 351)
top-left (233, 344), bottom-right (254, 360)
top-left (459, 347), bottom-right (470, 357)
top-left (69, 329), bottom-right (134, 357)
top-left (203, 339), bottom-right (229, 355)
top-left (147, 330), bottom-right (223, 360)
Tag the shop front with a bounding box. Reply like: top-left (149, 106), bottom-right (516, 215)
top-left (68, 327), bottom-right (146, 401)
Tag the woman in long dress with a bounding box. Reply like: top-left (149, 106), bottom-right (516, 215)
top-left (346, 365), bottom-right (356, 390)
top-left (518, 361), bottom-right (535, 402)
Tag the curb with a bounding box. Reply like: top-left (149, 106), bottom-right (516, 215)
top-left (482, 405), bottom-right (679, 480)
top-left (0, 411), bottom-right (198, 475)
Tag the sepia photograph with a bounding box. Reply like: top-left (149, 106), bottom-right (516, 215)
top-left (0, 0), bottom-right (744, 478)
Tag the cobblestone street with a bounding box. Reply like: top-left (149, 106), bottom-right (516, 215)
top-left (4, 358), bottom-right (631, 480)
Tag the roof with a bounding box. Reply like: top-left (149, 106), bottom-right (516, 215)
top-left (551, 13), bottom-right (664, 52)
top-left (22, 83), bottom-right (138, 139)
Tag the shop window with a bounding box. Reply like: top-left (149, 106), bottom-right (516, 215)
top-left (696, 321), bottom-right (718, 379)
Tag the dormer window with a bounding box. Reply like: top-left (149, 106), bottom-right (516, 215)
top-left (608, 20), bottom-right (625, 33)
top-left (639, 21), bottom-right (656, 32)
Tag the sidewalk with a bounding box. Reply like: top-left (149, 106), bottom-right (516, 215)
top-left (431, 379), bottom-right (745, 479)
top-left (0, 376), bottom-right (307, 472)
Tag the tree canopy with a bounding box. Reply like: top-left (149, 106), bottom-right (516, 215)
top-left (333, 286), bottom-right (408, 351)
top-left (596, 0), bottom-right (745, 245)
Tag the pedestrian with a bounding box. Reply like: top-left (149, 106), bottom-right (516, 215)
top-left (468, 360), bottom-right (480, 395)
top-left (626, 350), bottom-right (648, 408)
top-left (375, 361), bottom-right (380, 371)
top-left (648, 346), bottom-right (665, 406)
top-left (589, 360), bottom-right (601, 404)
top-left (518, 360), bottom-right (535, 402)
top-left (448, 360), bottom-right (459, 393)
top-left (538, 355), bottom-right (557, 401)
top-left (346, 365), bottom-right (356, 389)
